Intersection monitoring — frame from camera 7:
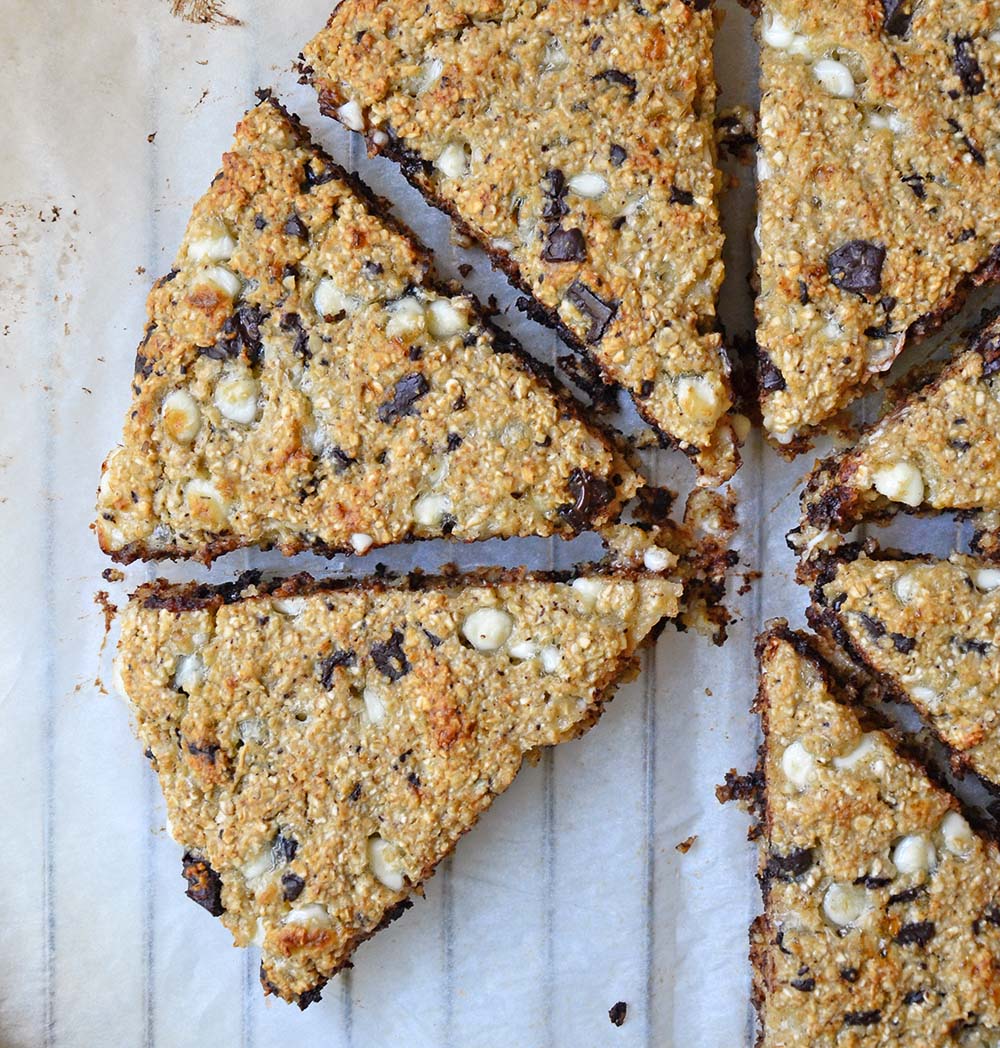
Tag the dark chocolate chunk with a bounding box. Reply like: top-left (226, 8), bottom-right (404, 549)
top-left (446, 432), bottom-right (463, 452)
top-left (881, 0), bottom-right (913, 36)
top-left (889, 886), bottom-right (926, 907)
top-left (182, 851), bottom-right (225, 916)
top-left (797, 279), bottom-right (810, 305)
top-left (889, 632), bottom-right (916, 654)
top-left (790, 977), bottom-right (816, 992)
top-left (186, 740), bottom-right (220, 763)
top-left (348, 782), bottom-right (362, 802)
top-left (371, 629), bottom-right (411, 682)
top-left (608, 1001), bottom-right (627, 1027)
top-left (828, 240), bottom-right (886, 297)
top-left (901, 173), bottom-right (926, 199)
top-left (253, 213), bottom-right (267, 230)
top-left (859, 612), bottom-right (886, 639)
top-left (301, 159), bottom-right (339, 192)
top-left (543, 227), bottom-right (587, 263)
top-left (134, 347), bottom-right (155, 380)
top-left (542, 168), bottom-right (569, 221)
top-left (903, 989), bottom-right (926, 1005)
top-left (281, 873), bottom-right (305, 901)
top-left (955, 636), bottom-right (992, 655)
top-left (954, 36), bottom-right (985, 96)
top-left (844, 1010), bottom-right (881, 1027)
top-left (565, 280), bottom-right (618, 342)
top-left (318, 648), bottom-right (357, 689)
top-left (947, 119), bottom-right (986, 165)
top-left (765, 847), bottom-right (814, 881)
top-left (280, 312), bottom-right (311, 360)
top-left (609, 144), bottom-right (627, 166)
top-left (329, 446), bottom-right (357, 471)
top-left (895, 921), bottom-right (935, 946)
top-left (213, 304), bottom-right (268, 366)
top-left (839, 967), bottom-right (859, 983)
top-left (362, 260), bottom-right (384, 278)
top-left (423, 627), bottom-right (443, 648)
top-left (274, 832), bottom-right (298, 863)
top-left (284, 212), bottom-right (309, 239)
top-left (592, 69), bottom-right (638, 99)
top-left (669, 186), bottom-right (694, 206)
top-left (557, 468), bottom-right (615, 530)
top-left (854, 875), bottom-right (892, 889)
top-left (758, 350), bottom-right (786, 392)
top-left (377, 372), bottom-right (430, 423)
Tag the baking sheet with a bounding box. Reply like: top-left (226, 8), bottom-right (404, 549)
top-left (2, 3), bottom-right (995, 1046)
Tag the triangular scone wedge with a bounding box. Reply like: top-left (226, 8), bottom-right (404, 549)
top-left (301, 1), bottom-right (738, 482)
top-left (792, 311), bottom-right (1000, 562)
top-left (810, 548), bottom-right (1000, 787)
top-left (756, 1), bottom-right (1000, 445)
top-left (753, 624), bottom-right (1000, 1046)
top-left (116, 566), bottom-right (680, 1006)
top-left (96, 95), bottom-right (642, 565)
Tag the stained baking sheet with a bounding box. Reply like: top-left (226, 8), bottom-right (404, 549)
top-left (2, 3), bottom-right (995, 1046)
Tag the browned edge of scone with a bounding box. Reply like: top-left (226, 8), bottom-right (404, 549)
top-left (137, 563), bottom-right (676, 1007)
top-left (296, 54), bottom-right (735, 469)
top-left (102, 89), bottom-right (644, 566)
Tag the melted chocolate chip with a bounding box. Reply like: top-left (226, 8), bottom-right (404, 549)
top-left (280, 312), bottom-right (310, 360)
top-left (371, 629), bottom-right (411, 682)
top-left (759, 350), bottom-right (786, 392)
top-left (881, 0), bottom-right (913, 36)
top-left (281, 873), bottom-right (305, 901)
top-left (300, 159), bottom-right (339, 192)
top-left (790, 977), bottom-right (816, 992)
top-left (954, 36), bottom-right (985, 96)
top-left (542, 168), bottom-right (569, 221)
top-left (565, 280), bottom-right (618, 342)
top-left (860, 612), bottom-right (886, 639)
top-left (182, 852), bottom-right (225, 916)
top-left (592, 69), bottom-right (638, 99)
top-left (212, 304), bottom-right (268, 366)
top-left (844, 1010), bottom-right (881, 1027)
top-left (669, 186), bottom-right (694, 206)
top-left (362, 260), bottom-right (384, 278)
top-left (609, 144), bottom-right (627, 166)
top-left (608, 1002), bottom-right (627, 1027)
top-left (765, 848), bottom-right (814, 881)
top-left (557, 468), bottom-right (615, 530)
top-left (134, 348), bottom-right (154, 380)
top-left (378, 373), bottom-right (430, 423)
top-left (828, 240), bottom-right (886, 297)
top-left (947, 119), bottom-right (986, 165)
top-left (318, 648), bottom-right (357, 689)
top-left (284, 213), bottom-right (309, 239)
top-left (543, 227), bottom-right (587, 263)
top-left (895, 921), bottom-right (935, 946)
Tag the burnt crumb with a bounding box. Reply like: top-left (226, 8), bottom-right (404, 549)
top-left (765, 848), bottom-right (814, 881)
top-left (839, 967), bottom-right (859, 983)
top-left (954, 36), bottom-right (985, 96)
top-left (609, 144), bottom-right (627, 166)
top-left (211, 304), bottom-right (268, 365)
top-left (557, 467), bottom-right (615, 530)
top-left (253, 213), bottom-right (267, 230)
top-left (790, 977), bottom-right (816, 992)
top-left (844, 1010), bottom-right (881, 1027)
top-left (371, 629), bottom-right (411, 682)
top-left (608, 1001), bottom-right (627, 1027)
top-left (880, 0), bottom-right (913, 36)
top-left (888, 885), bottom-right (925, 906)
top-left (895, 921), bottom-right (935, 947)
top-left (280, 312), bottom-right (310, 360)
top-left (101, 566), bottom-right (125, 583)
top-left (715, 107), bottom-right (757, 162)
top-left (954, 636), bottom-right (992, 655)
top-left (318, 648), bottom-right (358, 688)
top-left (274, 832), bottom-right (298, 863)
top-left (543, 226), bottom-right (587, 263)
top-left (828, 240), bottom-right (886, 297)
top-left (903, 989), bottom-right (926, 1005)
top-left (565, 280), bottom-right (618, 342)
top-left (669, 186), bottom-right (694, 206)
top-left (901, 173), bottom-right (927, 199)
top-left (182, 852), bottom-right (225, 916)
top-left (592, 69), bottom-right (638, 100)
top-left (758, 349), bottom-right (786, 392)
top-left (542, 168), bottom-right (569, 221)
top-left (378, 372), bottom-right (430, 423)
top-left (281, 873), bottom-right (305, 901)
top-left (446, 432), bottom-right (463, 452)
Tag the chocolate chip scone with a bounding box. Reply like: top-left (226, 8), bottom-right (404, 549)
top-left (810, 547), bottom-right (1000, 788)
top-left (115, 566), bottom-right (680, 1006)
top-left (752, 623), bottom-right (1000, 1046)
top-left (756, 0), bottom-right (1000, 445)
top-left (301, 0), bottom-right (738, 482)
top-left (792, 310), bottom-right (1000, 563)
top-left (96, 94), bottom-right (642, 565)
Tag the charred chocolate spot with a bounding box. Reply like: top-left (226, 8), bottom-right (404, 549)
top-left (828, 240), bottom-right (886, 297)
top-left (281, 873), bottom-right (305, 901)
top-left (378, 372), bottom-right (430, 423)
top-left (182, 851), bottom-right (225, 916)
top-left (318, 648), bottom-right (357, 689)
top-left (669, 186), bottom-right (694, 206)
top-left (371, 629), bottom-right (411, 682)
top-left (213, 304), bottom-right (269, 366)
top-left (765, 848), bottom-right (814, 881)
top-left (592, 69), bottom-right (638, 99)
top-left (284, 212), bottom-right (309, 239)
top-left (280, 312), bottom-right (310, 360)
top-left (557, 468), bottom-right (615, 530)
top-left (881, 0), bottom-right (913, 36)
top-left (954, 36), bottom-right (985, 96)
top-left (542, 168), bottom-right (569, 221)
top-left (609, 144), bottom-right (627, 166)
top-left (543, 226), bottom-right (587, 263)
top-left (608, 1002), bottom-right (627, 1027)
top-left (758, 349), bottom-right (786, 392)
top-left (790, 977), bottom-right (816, 992)
top-left (565, 280), bottom-right (618, 342)
top-left (844, 1010), bottom-right (881, 1027)
top-left (895, 921), bottom-right (935, 947)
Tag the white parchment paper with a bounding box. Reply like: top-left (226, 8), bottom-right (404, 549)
top-left (2, 3), bottom-right (995, 1046)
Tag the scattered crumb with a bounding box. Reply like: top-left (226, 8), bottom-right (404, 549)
top-left (448, 226), bottom-right (475, 249)
top-left (136, 266), bottom-right (146, 276)
top-left (169, 0), bottom-right (242, 26)
top-left (457, 263), bottom-right (474, 278)
top-left (705, 687), bottom-right (713, 697)
top-left (82, 387), bottom-right (92, 395)
top-left (676, 835), bottom-right (698, 854)
top-left (737, 569), bottom-right (762, 596)
top-left (94, 590), bottom-right (118, 634)
top-left (715, 105), bottom-right (757, 164)
top-left (102, 567), bottom-right (125, 584)
top-left (147, 132), bottom-right (157, 144)
top-left (609, 1001), bottom-right (627, 1027)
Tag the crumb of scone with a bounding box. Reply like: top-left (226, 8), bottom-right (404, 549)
top-left (676, 835), bottom-right (698, 854)
top-left (608, 1001), bottom-right (628, 1027)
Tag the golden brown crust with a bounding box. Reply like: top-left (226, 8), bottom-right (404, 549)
top-left (96, 96), bottom-right (643, 564)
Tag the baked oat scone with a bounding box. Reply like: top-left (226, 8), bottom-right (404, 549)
top-left (753, 623), bottom-right (1000, 1046)
top-left (811, 547), bottom-right (1000, 787)
top-left (96, 94), bottom-right (642, 565)
top-left (792, 311), bottom-right (1000, 561)
top-left (116, 566), bottom-right (680, 1006)
top-left (301, 0), bottom-right (738, 482)
top-left (756, 0), bottom-right (1000, 445)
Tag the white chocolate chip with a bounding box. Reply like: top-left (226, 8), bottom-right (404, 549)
top-left (762, 13), bottom-right (795, 48)
top-left (813, 59), bottom-right (855, 98)
top-left (823, 883), bottom-right (869, 927)
top-left (250, 918), bottom-right (266, 947)
top-left (242, 848), bottom-right (273, 881)
top-left (834, 732), bottom-right (878, 770)
top-left (974, 569), bottom-right (1000, 592)
top-left (284, 903), bottom-right (332, 926)
top-left (461, 608), bottom-right (514, 651)
top-left (893, 572), bottom-right (920, 604)
top-left (781, 740), bottom-right (816, 790)
top-left (676, 375), bottom-right (719, 422)
top-left (214, 369), bottom-right (260, 425)
top-left (940, 811), bottom-right (974, 857)
top-left (315, 278), bottom-right (361, 318)
top-left (188, 230), bottom-right (236, 263)
top-left (539, 645), bottom-right (562, 673)
top-left (571, 577), bottom-right (605, 610)
top-left (567, 173), bottom-right (608, 199)
top-left (425, 298), bottom-right (469, 339)
top-left (873, 462), bottom-right (924, 508)
top-left (367, 836), bottom-right (404, 890)
top-left (893, 834), bottom-right (936, 875)
top-left (416, 57), bottom-right (444, 93)
top-left (541, 37), bottom-right (570, 71)
top-left (412, 492), bottom-right (453, 528)
top-left (386, 296), bottom-right (427, 340)
top-left (350, 533), bottom-right (374, 554)
top-left (336, 100), bottom-right (365, 132)
top-left (509, 640), bottom-right (540, 661)
top-left (273, 597), bottom-right (306, 616)
top-left (756, 153), bottom-right (772, 181)
top-left (910, 685), bottom-right (941, 710)
top-left (436, 143), bottom-right (469, 180)
top-left (643, 547), bottom-right (671, 572)
top-left (112, 653), bottom-right (129, 702)
top-left (200, 266), bottom-right (242, 299)
top-left (238, 717), bottom-right (265, 744)
top-left (162, 389), bottom-right (202, 444)
top-left (174, 653), bottom-right (205, 694)
top-left (362, 686), bottom-right (387, 726)
top-left (185, 478), bottom-right (229, 530)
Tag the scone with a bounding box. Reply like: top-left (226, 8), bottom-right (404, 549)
top-left (96, 93), bottom-right (642, 564)
top-left (116, 565), bottom-right (681, 1006)
top-left (301, 0), bottom-right (739, 482)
